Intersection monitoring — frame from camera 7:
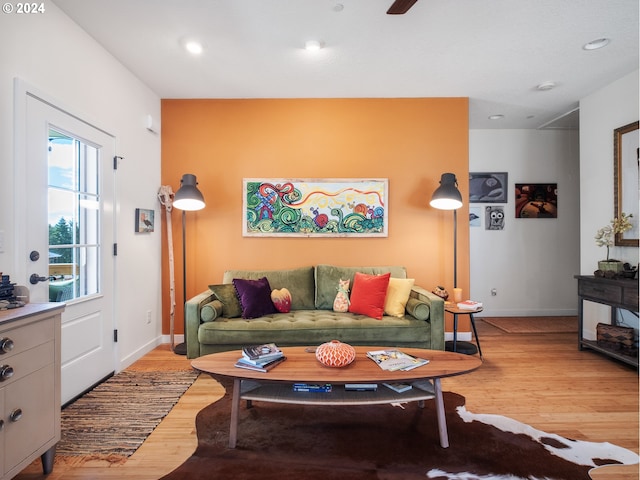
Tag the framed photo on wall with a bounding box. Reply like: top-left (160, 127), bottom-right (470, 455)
top-left (515, 183), bottom-right (557, 218)
top-left (135, 208), bottom-right (155, 232)
top-left (243, 178), bottom-right (388, 237)
top-left (469, 172), bottom-right (508, 203)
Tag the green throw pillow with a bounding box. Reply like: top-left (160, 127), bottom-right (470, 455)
top-left (405, 297), bottom-right (430, 321)
top-left (208, 284), bottom-right (243, 318)
top-left (200, 300), bottom-right (223, 322)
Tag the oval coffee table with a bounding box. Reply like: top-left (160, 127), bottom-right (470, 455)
top-left (192, 346), bottom-right (481, 449)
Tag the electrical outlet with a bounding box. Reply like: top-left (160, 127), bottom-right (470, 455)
top-left (146, 310), bottom-right (152, 324)
top-left (491, 288), bottom-right (497, 296)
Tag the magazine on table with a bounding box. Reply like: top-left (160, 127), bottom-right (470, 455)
top-left (242, 342), bottom-right (282, 361)
top-left (457, 300), bottom-right (483, 310)
top-left (366, 349), bottom-right (429, 371)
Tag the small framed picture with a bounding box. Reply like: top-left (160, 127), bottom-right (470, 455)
top-left (135, 208), bottom-right (155, 233)
top-left (515, 183), bottom-right (557, 218)
top-left (469, 172), bottom-right (508, 203)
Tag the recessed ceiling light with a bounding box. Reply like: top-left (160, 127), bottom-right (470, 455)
top-left (181, 38), bottom-right (205, 55)
top-left (536, 81), bottom-right (556, 91)
top-left (583, 38), bottom-right (610, 50)
top-left (305, 40), bottom-right (323, 51)
top-left (488, 114), bottom-right (504, 120)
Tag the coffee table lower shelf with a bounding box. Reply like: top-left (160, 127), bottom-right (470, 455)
top-left (230, 379), bottom-right (442, 449)
top-left (240, 379), bottom-right (435, 405)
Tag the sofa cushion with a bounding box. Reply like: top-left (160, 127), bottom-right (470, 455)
top-left (315, 265), bottom-right (407, 310)
top-left (233, 277), bottom-right (277, 319)
top-left (348, 272), bottom-right (391, 320)
top-left (223, 266), bottom-right (315, 310)
top-left (384, 278), bottom-right (415, 317)
top-left (208, 284), bottom-right (243, 318)
top-left (197, 310), bottom-right (432, 349)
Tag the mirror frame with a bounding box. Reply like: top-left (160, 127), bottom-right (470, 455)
top-left (613, 120), bottom-right (639, 247)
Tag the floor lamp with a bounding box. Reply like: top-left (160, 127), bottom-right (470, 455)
top-left (430, 173), bottom-right (465, 349)
top-left (430, 172), bottom-right (463, 288)
top-left (172, 174), bottom-right (206, 356)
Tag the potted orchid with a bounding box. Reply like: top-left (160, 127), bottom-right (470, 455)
top-left (594, 213), bottom-right (633, 272)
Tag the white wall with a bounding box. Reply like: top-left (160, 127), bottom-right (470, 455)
top-left (579, 69), bottom-right (639, 339)
top-left (469, 129), bottom-right (580, 316)
top-left (0, 5), bottom-right (163, 369)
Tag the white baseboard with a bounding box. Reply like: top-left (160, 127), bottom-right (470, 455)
top-left (161, 334), bottom-right (184, 345)
top-left (475, 308), bottom-right (578, 317)
top-left (445, 332), bottom-right (472, 341)
top-left (118, 335), bottom-right (164, 371)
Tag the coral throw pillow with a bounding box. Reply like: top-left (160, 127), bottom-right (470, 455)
top-left (271, 288), bottom-right (292, 313)
top-left (232, 277), bottom-right (277, 319)
top-left (348, 272), bottom-right (391, 320)
top-left (384, 278), bottom-right (415, 317)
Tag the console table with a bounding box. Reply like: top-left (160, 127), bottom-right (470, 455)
top-left (574, 275), bottom-right (639, 367)
top-left (0, 303), bottom-right (63, 478)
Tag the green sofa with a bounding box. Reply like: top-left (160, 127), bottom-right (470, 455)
top-left (185, 265), bottom-right (445, 359)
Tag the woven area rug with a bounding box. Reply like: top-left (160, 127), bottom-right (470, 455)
top-left (160, 377), bottom-right (638, 480)
top-left (483, 316), bottom-right (578, 334)
top-left (57, 369), bottom-right (199, 459)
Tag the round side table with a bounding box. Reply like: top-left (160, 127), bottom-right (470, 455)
top-left (444, 304), bottom-right (483, 359)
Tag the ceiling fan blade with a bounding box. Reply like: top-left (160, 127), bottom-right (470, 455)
top-left (387, 0), bottom-right (419, 14)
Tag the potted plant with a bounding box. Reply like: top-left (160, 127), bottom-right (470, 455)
top-left (594, 213), bottom-right (633, 273)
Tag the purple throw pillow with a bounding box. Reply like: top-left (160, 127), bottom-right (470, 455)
top-left (232, 277), bottom-right (277, 319)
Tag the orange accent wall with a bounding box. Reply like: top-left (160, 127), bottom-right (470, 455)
top-left (161, 98), bottom-right (470, 335)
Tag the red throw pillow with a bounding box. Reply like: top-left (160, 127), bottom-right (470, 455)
top-left (348, 272), bottom-right (391, 320)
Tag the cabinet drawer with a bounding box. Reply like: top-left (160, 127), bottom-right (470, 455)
top-left (578, 281), bottom-right (621, 304)
top-left (0, 342), bottom-right (53, 386)
top-left (4, 364), bottom-right (57, 473)
top-left (0, 319), bottom-right (54, 360)
top-left (623, 288), bottom-right (639, 311)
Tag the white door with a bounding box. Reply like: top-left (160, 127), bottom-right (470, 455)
top-left (17, 89), bottom-right (116, 405)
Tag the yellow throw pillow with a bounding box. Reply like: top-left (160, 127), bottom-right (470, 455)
top-left (384, 278), bottom-right (415, 317)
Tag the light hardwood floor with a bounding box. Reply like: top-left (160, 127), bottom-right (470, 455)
top-left (15, 320), bottom-right (640, 480)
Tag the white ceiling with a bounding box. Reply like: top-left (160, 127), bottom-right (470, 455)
top-left (52, 0), bottom-right (639, 129)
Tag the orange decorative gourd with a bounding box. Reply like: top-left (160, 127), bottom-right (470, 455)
top-left (315, 340), bottom-right (356, 368)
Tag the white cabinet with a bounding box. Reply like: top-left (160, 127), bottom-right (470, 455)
top-left (0, 303), bottom-right (62, 479)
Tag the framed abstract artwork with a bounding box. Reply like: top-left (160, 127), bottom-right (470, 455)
top-left (469, 172), bottom-right (508, 203)
top-left (515, 183), bottom-right (557, 218)
top-left (135, 208), bottom-right (155, 232)
top-left (243, 178), bottom-right (388, 237)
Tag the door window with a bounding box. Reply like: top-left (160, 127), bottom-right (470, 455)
top-left (48, 129), bottom-right (100, 302)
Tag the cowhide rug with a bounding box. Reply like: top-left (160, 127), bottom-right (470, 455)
top-left (160, 378), bottom-right (638, 480)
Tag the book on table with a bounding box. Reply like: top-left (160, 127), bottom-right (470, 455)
top-left (457, 300), bottom-right (483, 310)
top-left (234, 355), bottom-right (286, 372)
top-left (293, 383), bottom-right (332, 392)
top-left (366, 349), bottom-right (429, 371)
top-left (383, 382), bottom-right (412, 393)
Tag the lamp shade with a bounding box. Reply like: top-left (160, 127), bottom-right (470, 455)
top-left (430, 173), bottom-right (462, 210)
top-left (173, 174), bottom-right (205, 211)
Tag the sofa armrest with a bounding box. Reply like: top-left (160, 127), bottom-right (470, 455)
top-left (409, 285), bottom-right (445, 350)
top-left (185, 290), bottom-right (217, 359)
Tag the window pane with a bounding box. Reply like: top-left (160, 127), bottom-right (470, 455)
top-left (48, 131), bottom-right (76, 190)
